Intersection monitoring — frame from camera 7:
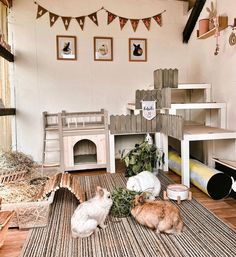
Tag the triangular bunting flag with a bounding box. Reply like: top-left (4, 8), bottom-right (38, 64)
top-left (49, 12), bottom-right (59, 27)
top-left (142, 18), bottom-right (151, 31)
top-left (130, 19), bottom-right (139, 32)
top-left (153, 14), bottom-right (162, 26)
top-left (36, 5), bottom-right (47, 19)
top-left (61, 16), bottom-right (72, 30)
top-left (107, 12), bottom-right (117, 25)
top-left (88, 12), bottom-right (98, 26)
top-left (76, 16), bottom-right (85, 30)
top-left (119, 17), bottom-right (128, 30)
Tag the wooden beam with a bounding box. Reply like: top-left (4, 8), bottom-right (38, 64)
top-left (183, 0), bottom-right (206, 43)
top-left (177, 0), bottom-right (196, 11)
top-left (0, 45), bottom-right (14, 62)
top-left (0, 108), bottom-right (16, 116)
top-left (0, 0), bottom-right (12, 7)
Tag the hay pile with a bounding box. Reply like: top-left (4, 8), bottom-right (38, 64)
top-left (0, 150), bottom-right (37, 176)
top-left (110, 187), bottom-right (139, 218)
top-left (0, 177), bottom-right (48, 204)
top-left (0, 150), bottom-right (49, 204)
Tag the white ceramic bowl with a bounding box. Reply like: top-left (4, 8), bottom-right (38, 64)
top-left (166, 184), bottom-right (189, 200)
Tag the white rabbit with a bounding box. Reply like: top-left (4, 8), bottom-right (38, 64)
top-left (71, 186), bottom-right (113, 238)
top-left (127, 171), bottom-right (161, 200)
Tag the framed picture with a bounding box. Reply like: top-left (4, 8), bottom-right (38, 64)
top-left (129, 38), bottom-right (147, 62)
top-left (56, 35), bottom-right (77, 60)
top-left (94, 37), bottom-right (113, 61)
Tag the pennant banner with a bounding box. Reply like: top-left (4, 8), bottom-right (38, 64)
top-left (76, 16), bottom-right (85, 30)
top-left (61, 16), bottom-right (71, 30)
top-left (88, 12), bottom-right (98, 26)
top-left (49, 12), bottom-right (59, 27)
top-left (130, 19), bottom-right (139, 32)
top-left (142, 18), bottom-right (151, 31)
top-left (36, 5), bottom-right (47, 19)
top-left (142, 101), bottom-right (156, 120)
top-left (107, 12), bottom-right (117, 25)
top-left (153, 14), bottom-right (162, 26)
top-left (34, 2), bottom-right (166, 32)
top-left (119, 17), bottom-right (128, 30)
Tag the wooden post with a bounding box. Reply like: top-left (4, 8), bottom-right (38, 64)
top-left (104, 110), bottom-right (111, 172)
top-left (58, 113), bottom-right (65, 172)
top-left (161, 133), bottom-right (169, 172)
top-left (181, 139), bottom-right (190, 187)
top-left (109, 132), bottom-right (115, 173)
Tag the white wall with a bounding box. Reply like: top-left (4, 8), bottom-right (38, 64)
top-left (9, 0), bottom-right (189, 162)
top-left (187, 0), bottom-right (236, 160)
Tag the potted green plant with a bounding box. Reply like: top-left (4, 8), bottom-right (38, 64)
top-left (121, 137), bottom-right (164, 177)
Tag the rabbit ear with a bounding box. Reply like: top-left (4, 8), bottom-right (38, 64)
top-left (211, 1), bottom-right (214, 10)
top-left (96, 186), bottom-right (104, 197)
top-left (138, 193), bottom-right (146, 204)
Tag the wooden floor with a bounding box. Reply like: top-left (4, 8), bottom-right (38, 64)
top-left (1, 165), bottom-right (235, 257)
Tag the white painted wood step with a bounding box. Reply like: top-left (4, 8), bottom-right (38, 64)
top-left (177, 83), bottom-right (211, 90)
top-left (168, 102), bottom-right (226, 110)
top-left (127, 102), bottom-right (226, 111)
top-left (183, 125), bottom-right (236, 141)
top-left (145, 83), bottom-right (211, 90)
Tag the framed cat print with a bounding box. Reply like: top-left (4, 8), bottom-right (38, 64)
top-left (56, 35), bottom-right (77, 60)
top-left (94, 37), bottom-right (113, 61)
top-left (129, 38), bottom-right (147, 62)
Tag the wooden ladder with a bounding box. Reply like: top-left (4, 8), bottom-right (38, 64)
top-left (42, 112), bottom-right (65, 173)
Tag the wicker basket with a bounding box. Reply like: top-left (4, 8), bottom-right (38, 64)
top-left (1, 192), bottom-right (54, 229)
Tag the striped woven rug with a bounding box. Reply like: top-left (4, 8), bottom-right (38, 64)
top-left (20, 172), bottom-right (236, 257)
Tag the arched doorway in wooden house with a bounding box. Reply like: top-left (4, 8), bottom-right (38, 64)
top-left (73, 139), bottom-right (97, 165)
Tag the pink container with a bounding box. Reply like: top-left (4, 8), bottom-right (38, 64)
top-left (199, 19), bottom-right (209, 36)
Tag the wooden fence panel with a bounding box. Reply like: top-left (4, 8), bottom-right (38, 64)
top-left (136, 114), bottom-right (142, 133)
top-left (110, 114), bottom-right (183, 140)
top-left (131, 115), bottom-right (136, 133)
top-left (135, 90), bottom-right (162, 109)
top-left (120, 115), bottom-right (126, 133)
top-left (161, 88), bottom-right (171, 108)
top-left (154, 69), bottom-right (178, 89)
top-left (141, 115), bottom-right (147, 133)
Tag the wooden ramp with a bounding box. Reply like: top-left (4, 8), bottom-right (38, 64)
top-left (37, 173), bottom-right (84, 202)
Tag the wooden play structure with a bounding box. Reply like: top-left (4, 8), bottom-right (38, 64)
top-left (109, 113), bottom-right (184, 173)
top-left (37, 173), bottom-right (84, 202)
top-left (42, 109), bottom-right (110, 172)
top-left (127, 68), bottom-right (236, 188)
top-left (40, 68), bottom-right (236, 191)
top-left (0, 198), bottom-right (14, 248)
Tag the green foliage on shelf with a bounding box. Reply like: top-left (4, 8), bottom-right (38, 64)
top-left (121, 140), bottom-right (164, 177)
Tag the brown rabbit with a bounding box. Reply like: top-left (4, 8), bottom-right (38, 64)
top-left (131, 193), bottom-right (184, 234)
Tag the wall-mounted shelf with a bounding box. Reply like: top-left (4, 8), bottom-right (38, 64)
top-left (197, 16), bottom-right (228, 39)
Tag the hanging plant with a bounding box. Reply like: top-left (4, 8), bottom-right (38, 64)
top-left (121, 140), bottom-right (164, 177)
